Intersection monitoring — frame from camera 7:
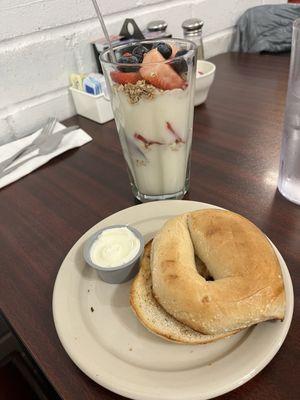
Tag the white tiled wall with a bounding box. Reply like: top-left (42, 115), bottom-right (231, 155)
top-left (0, 0), bottom-right (285, 143)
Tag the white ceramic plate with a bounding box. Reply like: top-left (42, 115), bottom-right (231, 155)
top-left (53, 200), bottom-right (293, 400)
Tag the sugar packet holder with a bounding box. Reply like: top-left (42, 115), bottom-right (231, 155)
top-left (70, 87), bottom-right (113, 124)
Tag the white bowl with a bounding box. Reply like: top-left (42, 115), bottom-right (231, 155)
top-left (194, 60), bottom-right (216, 106)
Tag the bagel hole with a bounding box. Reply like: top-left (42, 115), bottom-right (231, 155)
top-left (195, 255), bottom-right (214, 281)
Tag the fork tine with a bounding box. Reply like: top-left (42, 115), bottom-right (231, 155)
top-left (37, 118), bottom-right (53, 140)
top-left (48, 117), bottom-right (57, 135)
top-left (43, 117), bottom-right (57, 136)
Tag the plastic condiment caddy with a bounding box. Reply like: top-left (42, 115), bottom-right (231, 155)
top-left (70, 87), bottom-right (114, 124)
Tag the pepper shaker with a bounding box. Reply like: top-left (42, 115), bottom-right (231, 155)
top-left (144, 20), bottom-right (172, 39)
top-left (182, 18), bottom-right (204, 60)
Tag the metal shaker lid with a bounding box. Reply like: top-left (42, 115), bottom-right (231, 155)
top-left (147, 20), bottom-right (168, 32)
top-left (182, 18), bottom-right (204, 32)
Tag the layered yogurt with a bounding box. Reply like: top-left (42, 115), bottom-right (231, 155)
top-left (113, 86), bottom-right (193, 195)
top-left (108, 42), bottom-right (195, 197)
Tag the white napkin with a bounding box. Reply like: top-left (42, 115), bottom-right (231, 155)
top-left (0, 122), bottom-right (92, 189)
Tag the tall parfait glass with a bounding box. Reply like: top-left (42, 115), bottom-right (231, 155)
top-left (100, 39), bottom-right (196, 202)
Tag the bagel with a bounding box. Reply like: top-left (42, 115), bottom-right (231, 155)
top-left (130, 241), bottom-right (240, 344)
top-left (150, 209), bottom-right (285, 335)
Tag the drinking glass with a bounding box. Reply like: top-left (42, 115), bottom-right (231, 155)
top-left (278, 19), bottom-right (300, 205)
top-left (100, 39), bottom-right (196, 202)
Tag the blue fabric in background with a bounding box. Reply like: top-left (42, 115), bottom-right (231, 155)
top-left (231, 4), bottom-right (300, 53)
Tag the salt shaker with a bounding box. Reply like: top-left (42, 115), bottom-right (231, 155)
top-left (182, 18), bottom-right (204, 60)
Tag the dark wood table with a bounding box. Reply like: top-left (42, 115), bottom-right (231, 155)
top-left (0, 53), bottom-right (299, 400)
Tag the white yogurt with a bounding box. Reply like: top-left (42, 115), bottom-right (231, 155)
top-left (90, 227), bottom-right (140, 268)
top-left (112, 87), bottom-right (193, 196)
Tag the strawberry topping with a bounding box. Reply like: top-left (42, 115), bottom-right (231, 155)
top-left (171, 45), bottom-right (179, 58)
top-left (166, 122), bottom-right (184, 143)
top-left (134, 133), bottom-right (162, 147)
top-left (110, 71), bottom-right (142, 85)
top-left (140, 49), bottom-right (185, 90)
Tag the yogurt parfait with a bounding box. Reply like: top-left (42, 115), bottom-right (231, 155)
top-left (100, 39), bottom-right (196, 202)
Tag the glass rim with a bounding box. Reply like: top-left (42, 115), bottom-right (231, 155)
top-left (294, 18), bottom-right (300, 30)
top-left (99, 37), bottom-right (197, 67)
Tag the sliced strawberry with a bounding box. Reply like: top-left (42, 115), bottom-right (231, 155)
top-left (134, 133), bottom-right (162, 147)
top-left (171, 45), bottom-right (179, 58)
top-left (166, 122), bottom-right (184, 143)
top-left (110, 71), bottom-right (142, 85)
top-left (140, 49), bottom-right (185, 90)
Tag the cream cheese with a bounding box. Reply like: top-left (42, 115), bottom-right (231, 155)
top-left (90, 227), bottom-right (140, 268)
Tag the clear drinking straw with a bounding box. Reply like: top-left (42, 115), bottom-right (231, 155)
top-left (91, 0), bottom-right (116, 62)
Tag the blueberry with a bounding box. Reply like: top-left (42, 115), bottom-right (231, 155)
top-left (170, 50), bottom-right (188, 74)
top-left (117, 55), bottom-right (140, 72)
top-left (132, 45), bottom-right (149, 62)
top-left (156, 43), bottom-right (172, 59)
top-left (144, 43), bottom-right (155, 50)
top-left (175, 50), bottom-right (188, 57)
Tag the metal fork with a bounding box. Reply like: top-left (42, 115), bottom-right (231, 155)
top-left (0, 125), bottom-right (79, 179)
top-left (0, 117), bottom-right (57, 172)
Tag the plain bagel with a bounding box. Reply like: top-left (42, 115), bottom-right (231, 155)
top-left (130, 241), bottom-right (240, 344)
top-left (151, 209), bottom-right (285, 335)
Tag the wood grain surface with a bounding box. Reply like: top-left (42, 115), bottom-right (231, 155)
top-left (0, 53), bottom-right (299, 400)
